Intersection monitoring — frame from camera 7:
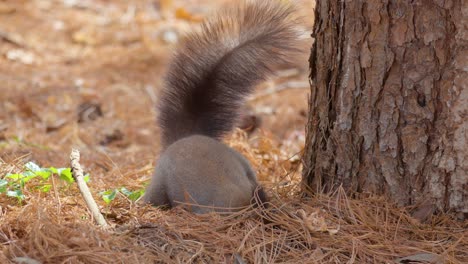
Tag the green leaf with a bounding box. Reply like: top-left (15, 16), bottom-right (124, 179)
top-left (7, 189), bottom-right (25, 201)
top-left (6, 173), bottom-right (22, 180)
top-left (120, 187), bottom-right (132, 196)
top-left (39, 184), bottom-right (52, 192)
top-left (22, 171), bottom-right (35, 177)
top-left (0, 179), bottom-right (8, 193)
top-left (83, 174), bottom-right (90, 183)
top-left (25, 161), bottom-right (41, 172)
top-left (128, 189), bottom-right (145, 201)
top-left (35, 170), bottom-right (52, 180)
top-left (6, 173), bottom-right (36, 187)
top-left (100, 189), bottom-right (117, 204)
top-left (59, 168), bottom-right (74, 183)
top-left (120, 187), bottom-right (144, 201)
top-left (21, 174), bottom-right (37, 184)
top-left (48, 167), bottom-right (58, 174)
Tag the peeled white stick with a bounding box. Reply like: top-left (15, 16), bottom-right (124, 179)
top-left (70, 148), bottom-right (108, 228)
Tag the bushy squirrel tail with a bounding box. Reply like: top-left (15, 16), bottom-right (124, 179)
top-left (158, 1), bottom-right (299, 147)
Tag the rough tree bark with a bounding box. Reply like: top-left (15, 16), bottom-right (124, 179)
top-left (303, 0), bottom-right (467, 217)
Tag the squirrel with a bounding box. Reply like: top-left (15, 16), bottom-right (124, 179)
top-left (142, 1), bottom-right (299, 214)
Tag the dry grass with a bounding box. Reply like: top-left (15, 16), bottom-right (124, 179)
top-left (0, 0), bottom-right (466, 263)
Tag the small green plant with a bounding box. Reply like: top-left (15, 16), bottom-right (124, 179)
top-left (120, 187), bottom-right (145, 202)
top-left (100, 189), bottom-right (118, 204)
top-left (1, 161), bottom-right (143, 205)
top-left (0, 161), bottom-right (89, 202)
top-left (100, 187), bottom-right (145, 204)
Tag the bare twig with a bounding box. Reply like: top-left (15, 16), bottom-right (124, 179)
top-left (70, 148), bottom-right (109, 228)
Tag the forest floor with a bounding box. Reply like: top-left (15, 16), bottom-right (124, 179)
top-left (0, 0), bottom-right (466, 263)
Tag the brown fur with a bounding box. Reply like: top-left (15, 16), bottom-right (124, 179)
top-left (143, 1), bottom-right (299, 213)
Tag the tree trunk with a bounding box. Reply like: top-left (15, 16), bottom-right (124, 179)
top-left (303, 0), bottom-right (467, 217)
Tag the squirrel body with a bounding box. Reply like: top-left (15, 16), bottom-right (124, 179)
top-left (144, 135), bottom-right (259, 213)
top-left (143, 1), bottom-right (298, 213)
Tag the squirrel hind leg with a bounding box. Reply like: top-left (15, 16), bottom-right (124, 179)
top-left (142, 170), bottom-right (170, 208)
top-left (142, 189), bottom-right (170, 209)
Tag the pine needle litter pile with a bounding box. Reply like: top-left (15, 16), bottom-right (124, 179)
top-left (0, 0), bottom-right (466, 263)
top-left (0, 179), bottom-right (466, 263)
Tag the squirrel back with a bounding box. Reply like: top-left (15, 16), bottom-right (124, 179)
top-left (158, 0), bottom-right (299, 147)
top-left (144, 1), bottom-right (299, 213)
